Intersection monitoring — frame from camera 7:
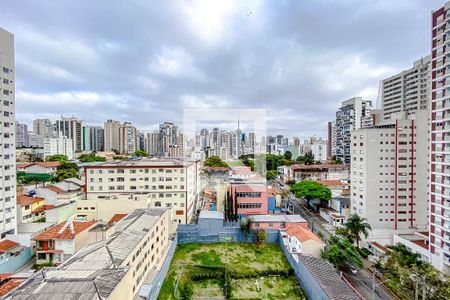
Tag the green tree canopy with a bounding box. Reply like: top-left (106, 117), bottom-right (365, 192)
top-left (133, 150), bottom-right (149, 157)
top-left (290, 180), bottom-right (331, 202)
top-left (322, 236), bottom-right (363, 270)
top-left (78, 153), bottom-right (106, 163)
top-left (303, 151), bottom-right (315, 165)
top-left (204, 156), bottom-right (228, 168)
top-left (344, 214), bottom-right (371, 248)
top-left (265, 170), bottom-right (278, 181)
top-left (283, 151), bottom-right (292, 161)
top-left (46, 154), bottom-right (69, 163)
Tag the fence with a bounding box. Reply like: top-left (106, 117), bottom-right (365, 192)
top-left (146, 236), bottom-right (178, 300)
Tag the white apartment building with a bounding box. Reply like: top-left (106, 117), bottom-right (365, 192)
top-left (104, 119), bottom-right (121, 152)
top-left (44, 135), bottom-right (74, 160)
top-left (380, 56), bottom-right (431, 121)
top-left (0, 27), bottom-right (16, 238)
top-left (327, 121), bottom-right (336, 159)
top-left (84, 158), bottom-right (201, 224)
top-left (430, 2), bottom-right (450, 273)
top-left (351, 109), bottom-right (430, 244)
top-left (310, 139), bottom-right (328, 162)
top-left (15, 121), bottom-right (28, 148)
top-left (145, 131), bottom-right (159, 156)
top-left (119, 121), bottom-right (137, 155)
top-left (33, 118), bottom-right (52, 137)
top-left (335, 97), bottom-right (373, 165)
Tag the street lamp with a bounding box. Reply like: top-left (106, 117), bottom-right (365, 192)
top-left (371, 269), bottom-right (390, 300)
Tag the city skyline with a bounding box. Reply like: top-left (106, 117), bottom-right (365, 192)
top-left (1, 0), bottom-right (444, 137)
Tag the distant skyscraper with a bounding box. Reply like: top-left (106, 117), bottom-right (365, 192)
top-left (16, 122), bottom-right (29, 148)
top-left (104, 119), bottom-right (121, 152)
top-left (55, 116), bottom-right (83, 152)
top-left (335, 97), bottom-right (373, 165)
top-left (0, 27), bottom-right (16, 238)
top-left (119, 122), bottom-right (137, 155)
top-left (33, 118), bottom-right (52, 137)
top-left (158, 122), bottom-right (183, 157)
top-left (327, 121), bottom-right (336, 159)
top-left (83, 126), bottom-right (104, 152)
top-left (145, 131), bottom-right (159, 156)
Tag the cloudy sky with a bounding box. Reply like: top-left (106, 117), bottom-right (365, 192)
top-left (1, 0), bottom-right (445, 138)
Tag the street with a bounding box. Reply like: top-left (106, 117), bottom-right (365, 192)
top-left (276, 180), bottom-right (395, 300)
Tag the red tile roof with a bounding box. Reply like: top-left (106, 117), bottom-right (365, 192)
top-left (0, 279), bottom-right (25, 297)
top-left (0, 240), bottom-right (19, 253)
top-left (16, 163), bottom-right (33, 169)
top-left (231, 166), bottom-right (253, 174)
top-left (35, 161), bottom-right (61, 168)
top-left (107, 214), bottom-right (127, 225)
top-left (33, 220), bottom-right (97, 241)
top-left (316, 180), bottom-right (345, 186)
top-left (42, 185), bottom-right (65, 193)
top-left (32, 205), bottom-right (56, 213)
top-left (291, 164), bottom-right (348, 170)
top-left (411, 240), bottom-right (428, 250)
top-left (16, 195), bottom-right (44, 206)
top-left (286, 225), bottom-right (324, 243)
top-left (371, 242), bottom-right (390, 253)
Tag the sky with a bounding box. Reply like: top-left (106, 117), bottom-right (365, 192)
top-left (1, 0), bottom-right (446, 138)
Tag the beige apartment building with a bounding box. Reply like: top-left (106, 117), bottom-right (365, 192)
top-left (7, 208), bottom-right (171, 300)
top-left (350, 109), bottom-right (430, 244)
top-left (84, 158), bottom-right (201, 224)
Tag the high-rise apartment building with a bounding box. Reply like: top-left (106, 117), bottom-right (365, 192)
top-left (0, 27), bottom-right (16, 238)
top-left (15, 122), bottom-right (28, 148)
top-left (119, 122), bottom-right (137, 155)
top-left (430, 3), bottom-right (450, 273)
top-left (327, 121), bottom-right (336, 159)
top-left (158, 122), bottom-right (183, 157)
top-left (335, 97), bottom-right (373, 165)
top-left (145, 131), bottom-right (159, 156)
top-left (33, 118), bottom-right (52, 137)
top-left (44, 136), bottom-right (74, 160)
top-left (351, 110), bottom-right (430, 244)
top-left (380, 56), bottom-right (431, 121)
top-left (55, 116), bottom-right (83, 152)
top-left (82, 125), bottom-right (104, 152)
top-left (310, 138), bottom-right (328, 162)
top-left (104, 119), bottom-right (121, 152)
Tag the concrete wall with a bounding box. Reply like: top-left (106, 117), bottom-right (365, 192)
top-left (0, 247), bottom-right (32, 273)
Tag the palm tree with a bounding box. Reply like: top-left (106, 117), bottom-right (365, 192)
top-left (344, 214), bottom-right (371, 248)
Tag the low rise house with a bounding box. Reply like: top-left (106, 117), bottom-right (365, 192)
top-left (229, 184), bottom-right (268, 216)
top-left (34, 179), bottom-right (84, 203)
top-left (251, 214), bottom-right (307, 230)
top-left (16, 161), bottom-right (60, 175)
top-left (393, 231), bottom-right (430, 262)
top-left (33, 219), bottom-right (97, 264)
top-left (283, 225), bottom-right (325, 258)
top-left (16, 195), bottom-right (45, 223)
top-left (0, 240), bottom-right (32, 273)
top-left (281, 164), bottom-right (349, 182)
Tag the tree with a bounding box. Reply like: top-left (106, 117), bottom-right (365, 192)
top-left (331, 155), bottom-right (343, 164)
top-left (344, 214), bottom-right (371, 248)
top-left (283, 151), bottom-right (292, 161)
top-left (204, 156), bottom-right (228, 168)
top-left (290, 180), bottom-right (331, 207)
top-left (254, 229), bottom-right (267, 246)
top-left (133, 150), bottom-right (149, 157)
top-left (46, 154), bottom-right (69, 163)
top-left (55, 162), bottom-right (80, 181)
top-left (111, 149), bottom-right (120, 155)
top-left (265, 170), bottom-right (277, 181)
top-left (322, 236), bottom-right (363, 270)
top-left (240, 218), bottom-right (253, 241)
top-left (304, 151), bottom-right (315, 165)
top-left (78, 153), bottom-right (106, 162)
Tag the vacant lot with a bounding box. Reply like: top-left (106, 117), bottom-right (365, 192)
top-left (158, 243), bottom-right (304, 300)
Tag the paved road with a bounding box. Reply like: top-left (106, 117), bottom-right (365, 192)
top-left (276, 181), bottom-right (395, 300)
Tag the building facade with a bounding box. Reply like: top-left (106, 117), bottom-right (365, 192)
top-left (380, 56), bottom-right (431, 122)
top-left (82, 125), bottom-right (104, 152)
top-left (84, 158), bottom-right (201, 224)
top-left (351, 110), bottom-right (430, 244)
top-left (430, 2), bottom-right (450, 273)
top-left (335, 97), bottom-right (373, 165)
top-left (32, 118), bottom-right (52, 138)
top-left (44, 136), bottom-right (74, 160)
top-left (55, 117), bottom-right (83, 153)
top-left (0, 27), bottom-right (17, 238)
top-left (104, 119), bottom-right (121, 152)
top-left (15, 122), bottom-right (28, 148)
top-left (327, 121), bottom-right (336, 160)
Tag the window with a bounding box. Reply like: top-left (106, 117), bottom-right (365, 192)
top-left (236, 203), bottom-right (262, 209)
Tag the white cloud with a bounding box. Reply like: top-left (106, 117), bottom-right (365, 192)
top-left (181, 94), bottom-right (231, 108)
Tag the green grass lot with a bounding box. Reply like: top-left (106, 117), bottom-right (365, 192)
top-left (226, 160), bottom-right (245, 167)
top-left (158, 243), bottom-right (304, 300)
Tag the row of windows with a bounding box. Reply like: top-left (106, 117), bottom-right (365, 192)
top-left (237, 203), bottom-right (262, 209)
top-left (236, 192), bottom-right (262, 198)
top-left (89, 168), bottom-right (185, 174)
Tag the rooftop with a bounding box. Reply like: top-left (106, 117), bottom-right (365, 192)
top-left (0, 240), bottom-right (19, 253)
top-left (32, 204), bottom-right (56, 213)
top-left (199, 210), bottom-right (223, 220)
top-left (83, 157), bottom-right (199, 168)
top-left (17, 161), bottom-right (61, 169)
top-left (299, 255), bottom-right (360, 300)
top-left (16, 195), bottom-right (44, 206)
top-left (251, 214), bottom-right (306, 223)
top-left (286, 225), bottom-right (324, 243)
top-left (33, 220), bottom-right (97, 241)
top-left (107, 213), bottom-right (128, 225)
top-left (290, 164), bottom-right (348, 170)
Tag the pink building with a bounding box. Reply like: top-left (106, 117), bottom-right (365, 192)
top-left (251, 214), bottom-right (308, 230)
top-left (229, 184), bottom-right (268, 216)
